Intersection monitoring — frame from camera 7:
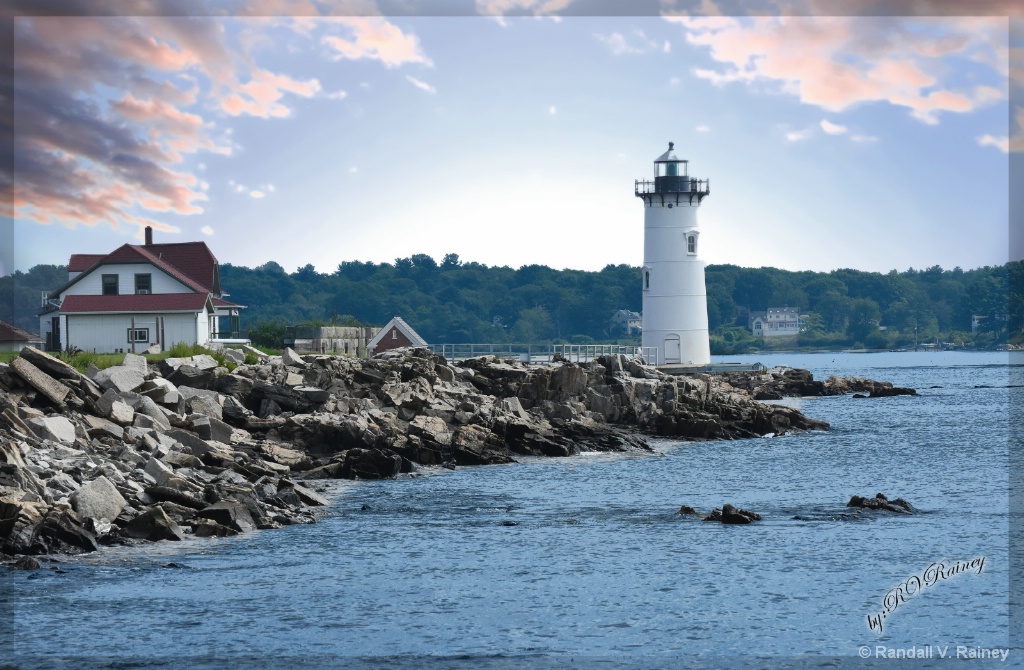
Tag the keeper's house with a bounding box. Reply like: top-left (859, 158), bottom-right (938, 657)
top-left (39, 227), bottom-right (245, 353)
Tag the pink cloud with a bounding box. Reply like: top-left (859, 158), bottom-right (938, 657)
top-left (9, 8), bottom-right (433, 238)
top-left (670, 15), bottom-right (1007, 125)
top-left (321, 17), bottom-right (433, 68)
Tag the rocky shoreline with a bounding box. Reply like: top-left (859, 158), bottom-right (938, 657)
top-left (1, 346), bottom-right (912, 561)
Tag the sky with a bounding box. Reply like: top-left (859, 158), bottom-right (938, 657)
top-left (4, 0), bottom-right (1022, 278)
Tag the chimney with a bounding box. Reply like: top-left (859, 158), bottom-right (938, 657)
top-left (144, 226), bottom-right (153, 246)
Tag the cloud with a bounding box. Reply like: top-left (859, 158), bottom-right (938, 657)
top-left (200, 225), bottom-right (214, 235)
top-left (6, 8), bottom-right (435, 238)
top-left (321, 17), bottom-right (433, 68)
top-left (820, 119), bottom-right (848, 135)
top-left (220, 67), bottom-right (321, 118)
top-left (851, 134), bottom-right (879, 143)
top-left (785, 126), bottom-right (815, 142)
top-left (249, 190), bottom-right (265, 199)
top-left (695, 124), bottom-right (711, 133)
top-left (549, 105), bottom-right (558, 115)
top-left (669, 15), bottom-right (1007, 126)
top-left (669, 76), bottom-right (682, 86)
top-left (475, 0), bottom-right (575, 18)
top-left (326, 89), bottom-right (348, 100)
top-left (977, 134), bottom-right (1009, 153)
top-left (594, 30), bottom-right (661, 56)
top-left (406, 75), bottom-right (437, 94)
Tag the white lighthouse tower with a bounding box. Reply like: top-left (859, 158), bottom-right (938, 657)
top-left (636, 142), bottom-right (711, 366)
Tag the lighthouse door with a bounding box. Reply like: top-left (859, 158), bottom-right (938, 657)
top-left (664, 335), bottom-right (681, 364)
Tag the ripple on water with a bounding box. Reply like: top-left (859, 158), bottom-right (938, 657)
top-left (6, 352), bottom-right (1014, 665)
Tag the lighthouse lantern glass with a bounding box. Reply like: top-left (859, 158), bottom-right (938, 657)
top-left (655, 161), bottom-right (687, 178)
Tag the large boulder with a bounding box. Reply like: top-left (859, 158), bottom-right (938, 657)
top-left (27, 416), bottom-right (77, 444)
top-left (140, 378), bottom-right (180, 405)
top-left (93, 365), bottom-right (146, 393)
top-left (0, 498), bottom-right (98, 554)
top-left (9, 358), bottom-right (70, 407)
top-left (70, 475), bottom-right (126, 522)
top-left (167, 365), bottom-right (214, 390)
top-left (196, 500), bottom-right (256, 533)
top-left (144, 457), bottom-right (175, 486)
top-left (121, 352), bottom-right (149, 373)
top-left (123, 506), bottom-right (186, 541)
top-left (341, 448), bottom-right (402, 479)
top-left (282, 347), bottom-right (305, 367)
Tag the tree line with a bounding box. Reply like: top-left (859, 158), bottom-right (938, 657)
top-left (2, 255), bottom-right (1020, 352)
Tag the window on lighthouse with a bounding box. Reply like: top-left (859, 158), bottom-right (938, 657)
top-left (644, 271), bottom-right (650, 290)
top-left (687, 235), bottom-right (697, 254)
top-left (665, 162), bottom-right (678, 177)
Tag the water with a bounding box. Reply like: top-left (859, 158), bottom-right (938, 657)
top-left (3, 351), bottom-right (1019, 669)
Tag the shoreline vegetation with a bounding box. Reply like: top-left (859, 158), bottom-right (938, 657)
top-left (4, 259), bottom-right (1020, 353)
top-left (2, 345), bottom-right (915, 563)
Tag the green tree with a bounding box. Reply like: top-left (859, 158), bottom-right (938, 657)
top-left (513, 306), bottom-right (555, 342)
top-left (847, 298), bottom-right (882, 343)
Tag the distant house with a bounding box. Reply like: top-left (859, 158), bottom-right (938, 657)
top-left (610, 309), bottom-right (642, 335)
top-left (40, 226), bottom-right (246, 353)
top-left (749, 307), bottom-right (801, 338)
top-left (0, 320), bottom-right (44, 352)
top-left (367, 316), bottom-right (427, 355)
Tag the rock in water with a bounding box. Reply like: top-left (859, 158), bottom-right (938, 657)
top-left (721, 504), bottom-right (762, 524)
top-left (847, 493), bottom-right (912, 514)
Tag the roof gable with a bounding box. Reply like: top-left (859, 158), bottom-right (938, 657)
top-left (54, 243), bottom-right (209, 297)
top-left (144, 242), bottom-right (220, 293)
top-left (367, 316), bottom-right (428, 350)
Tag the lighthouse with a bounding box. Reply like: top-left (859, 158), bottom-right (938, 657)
top-left (635, 142), bottom-right (711, 366)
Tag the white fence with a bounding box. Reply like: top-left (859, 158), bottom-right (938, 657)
top-left (429, 343), bottom-right (657, 364)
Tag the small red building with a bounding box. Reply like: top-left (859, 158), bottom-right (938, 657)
top-left (367, 316), bottom-right (427, 355)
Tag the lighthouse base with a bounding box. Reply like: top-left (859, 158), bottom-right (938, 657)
top-left (642, 328), bottom-right (710, 366)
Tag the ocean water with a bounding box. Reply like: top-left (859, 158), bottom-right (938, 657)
top-left (3, 351), bottom-right (1019, 669)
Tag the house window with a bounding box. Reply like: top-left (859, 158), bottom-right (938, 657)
top-left (127, 328), bottom-right (149, 343)
top-left (392, 329), bottom-right (397, 340)
top-left (687, 235), bottom-right (697, 254)
top-left (102, 274), bottom-right (119, 295)
top-left (135, 273), bottom-right (152, 294)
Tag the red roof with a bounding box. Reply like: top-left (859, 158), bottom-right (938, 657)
top-left (60, 293), bottom-right (213, 314)
top-left (68, 254), bottom-right (106, 273)
top-left (212, 297), bottom-right (244, 308)
top-left (0, 320), bottom-right (43, 343)
top-left (101, 244), bottom-right (209, 293)
top-left (145, 242), bottom-right (220, 293)
top-left (58, 239), bottom-right (221, 298)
